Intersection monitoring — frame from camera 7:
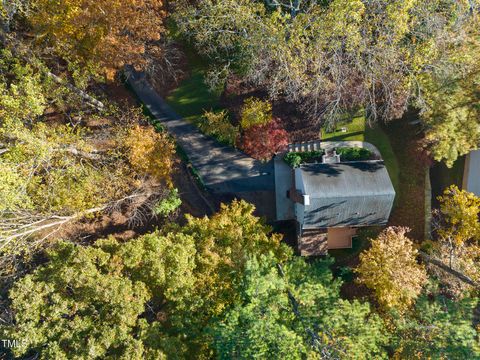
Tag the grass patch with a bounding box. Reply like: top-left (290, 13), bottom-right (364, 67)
top-left (321, 115), bottom-right (366, 141)
top-left (165, 50), bottom-right (223, 124)
top-left (365, 125), bottom-right (400, 194)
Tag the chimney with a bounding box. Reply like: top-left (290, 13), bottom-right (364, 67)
top-left (322, 150), bottom-right (340, 163)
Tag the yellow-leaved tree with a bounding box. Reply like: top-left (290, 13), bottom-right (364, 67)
top-left (356, 227), bottom-right (428, 311)
top-left (240, 97), bottom-right (272, 130)
top-left (431, 185), bottom-right (480, 292)
top-left (125, 125), bottom-right (176, 187)
top-left (28, 0), bottom-right (165, 79)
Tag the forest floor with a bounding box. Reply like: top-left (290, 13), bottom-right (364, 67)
top-left (62, 79), bottom-right (219, 246)
top-left (430, 156), bottom-right (465, 208)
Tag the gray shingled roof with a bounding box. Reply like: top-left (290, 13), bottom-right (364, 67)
top-left (299, 161), bottom-right (395, 228)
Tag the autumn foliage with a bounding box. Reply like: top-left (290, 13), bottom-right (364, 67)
top-left (356, 227), bottom-right (428, 311)
top-left (125, 125), bottom-right (176, 186)
top-left (240, 118), bottom-right (288, 161)
top-left (29, 0), bottom-right (165, 78)
top-left (240, 97), bottom-right (272, 129)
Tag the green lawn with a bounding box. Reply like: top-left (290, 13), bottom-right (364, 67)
top-left (365, 125), bottom-right (400, 194)
top-left (320, 115), bottom-right (400, 194)
top-left (165, 51), bottom-right (223, 124)
top-left (321, 115), bottom-right (365, 142)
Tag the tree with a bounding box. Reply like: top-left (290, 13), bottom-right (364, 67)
top-left (356, 227), bottom-right (428, 311)
top-left (392, 295), bottom-right (480, 359)
top-left (3, 200), bottom-right (292, 358)
top-left (241, 118), bottom-right (289, 161)
top-left (28, 0), bottom-right (165, 79)
top-left (210, 254), bottom-right (387, 359)
top-left (176, 0), bottom-right (479, 166)
top-left (420, 16), bottom-right (480, 166)
top-left (168, 200), bottom-right (291, 354)
top-left (428, 186), bottom-right (480, 294)
top-left (436, 186), bottom-right (480, 266)
top-left (240, 97), bottom-right (272, 129)
top-left (0, 53), bottom-right (175, 280)
top-left (0, 49), bottom-right (47, 124)
top-left (125, 125), bottom-right (177, 187)
top-left (3, 237), bottom-right (191, 359)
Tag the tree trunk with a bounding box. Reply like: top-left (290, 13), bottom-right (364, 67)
top-left (420, 251), bottom-right (478, 288)
top-left (46, 72), bottom-right (105, 111)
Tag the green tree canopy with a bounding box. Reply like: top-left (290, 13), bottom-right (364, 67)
top-left (210, 254), bottom-right (387, 359)
top-left (3, 237), bottom-right (189, 359)
top-left (392, 294), bottom-right (480, 359)
top-left (3, 200), bottom-right (291, 358)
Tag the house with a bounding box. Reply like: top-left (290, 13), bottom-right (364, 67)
top-left (463, 150), bottom-right (480, 196)
top-left (274, 140), bottom-right (395, 256)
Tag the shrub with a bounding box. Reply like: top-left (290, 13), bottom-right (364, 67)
top-left (240, 97), bottom-right (272, 130)
top-left (336, 147), bottom-right (372, 161)
top-left (284, 150), bottom-right (324, 167)
top-left (199, 110), bottom-right (239, 146)
top-left (154, 188), bottom-right (182, 216)
top-left (241, 118), bottom-right (289, 161)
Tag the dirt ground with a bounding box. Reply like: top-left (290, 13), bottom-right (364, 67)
top-left (52, 76), bottom-right (219, 246)
top-left (221, 76), bottom-right (320, 142)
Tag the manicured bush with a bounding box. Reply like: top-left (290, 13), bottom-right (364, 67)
top-left (284, 150), bottom-right (324, 167)
top-left (199, 110), bottom-right (240, 146)
top-left (336, 147), bottom-right (372, 161)
top-left (241, 118), bottom-right (289, 161)
top-left (240, 97), bottom-right (272, 130)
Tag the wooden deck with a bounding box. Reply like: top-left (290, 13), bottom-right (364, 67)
top-left (298, 227), bottom-right (356, 256)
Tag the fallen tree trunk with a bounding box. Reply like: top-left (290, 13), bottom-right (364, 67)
top-left (0, 29), bottom-right (106, 112)
top-left (46, 72), bottom-right (105, 111)
top-left (419, 251), bottom-right (479, 288)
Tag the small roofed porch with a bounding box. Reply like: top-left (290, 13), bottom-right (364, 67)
top-left (298, 227), bottom-right (357, 256)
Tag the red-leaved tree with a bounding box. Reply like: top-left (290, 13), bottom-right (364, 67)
top-left (240, 118), bottom-right (289, 161)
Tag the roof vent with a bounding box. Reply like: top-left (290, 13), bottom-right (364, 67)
top-left (303, 194), bottom-right (310, 206)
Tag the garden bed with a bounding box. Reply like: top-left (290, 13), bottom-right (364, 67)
top-left (283, 147), bottom-right (373, 168)
top-left (284, 150), bottom-right (324, 167)
top-left (335, 147), bottom-right (373, 161)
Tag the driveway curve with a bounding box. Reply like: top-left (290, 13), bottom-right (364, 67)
top-left (126, 69), bottom-right (274, 194)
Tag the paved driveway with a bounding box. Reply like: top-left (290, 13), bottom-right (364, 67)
top-left (126, 69), bottom-right (274, 194)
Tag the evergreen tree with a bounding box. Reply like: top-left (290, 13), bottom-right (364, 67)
top-left (211, 254), bottom-right (387, 359)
